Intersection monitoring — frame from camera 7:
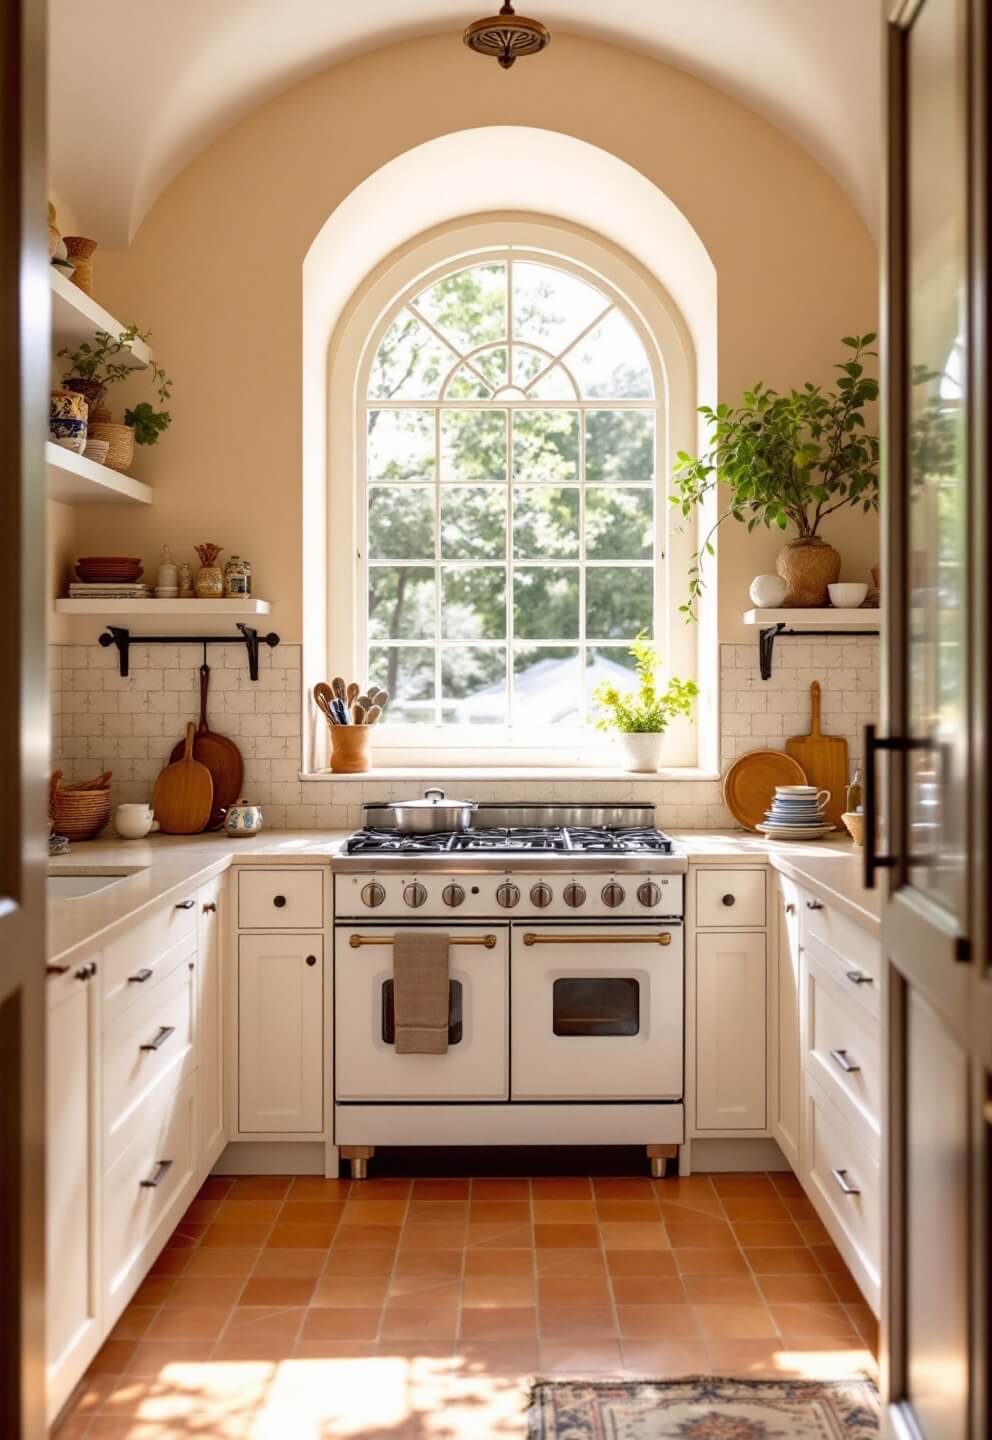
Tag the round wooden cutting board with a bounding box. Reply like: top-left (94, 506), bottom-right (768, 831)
top-left (723, 748), bottom-right (810, 832)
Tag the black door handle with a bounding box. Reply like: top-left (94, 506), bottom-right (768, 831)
top-left (140, 1159), bottom-right (174, 1189)
top-left (864, 724), bottom-right (897, 890)
top-left (140, 1025), bottom-right (175, 1052)
top-left (305, 954), bottom-right (317, 967)
top-left (175, 899), bottom-right (195, 910)
top-left (128, 968), bottom-right (153, 984)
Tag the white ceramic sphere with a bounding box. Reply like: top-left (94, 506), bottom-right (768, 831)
top-left (749, 573), bottom-right (788, 607)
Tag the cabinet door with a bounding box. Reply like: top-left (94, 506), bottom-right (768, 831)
top-left (773, 873), bottom-right (802, 1169)
top-left (46, 966), bottom-right (101, 1421)
top-left (238, 934), bottom-right (323, 1133)
top-left (197, 878), bottom-right (225, 1167)
top-left (695, 931), bottom-right (766, 1131)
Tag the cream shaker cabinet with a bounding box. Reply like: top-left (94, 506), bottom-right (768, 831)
top-left (197, 877), bottom-right (226, 1169)
top-left (694, 930), bottom-right (767, 1131)
top-left (772, 871), bottom-right (802, 1171)
top-left (237, 933), bottom-right (324, 1134)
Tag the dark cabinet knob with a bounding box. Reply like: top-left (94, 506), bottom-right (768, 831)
top-left (74, 961), bottom-right (97, 981)
top-left (305, 954), bottom-right (317, 967)
top-left (128, 968), bottom-right (153, 984)
top-left (202, 902), bottom-right (217, 913)
top-left (721, 893), bottom-right (736, 907)
top-left (273, 894), bottom-right (287, 908)
top-left (806, 899), bottom-right (824, 911)
top-left (175, 899), bottom-right (195, 910)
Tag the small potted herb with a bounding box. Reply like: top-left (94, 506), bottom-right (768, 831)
top-left (58, 327), bottom-right (172, 472)
top-left (593, 634), bottom-right (699, 773)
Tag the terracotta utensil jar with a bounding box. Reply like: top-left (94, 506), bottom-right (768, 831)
top-left (329, 724), bottom-right (371, 774)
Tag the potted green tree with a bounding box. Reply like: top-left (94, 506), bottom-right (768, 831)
top-left (671, 334), bottom-right (879, 614)
top-left (593, 634), bottom-right (699, 773)
top-left (58, 327), bottom-right (172, 473)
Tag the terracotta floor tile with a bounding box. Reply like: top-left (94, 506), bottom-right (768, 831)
top-left (774, 1338), bottom-right (878, 1380)
top-left (622, 1339), bottom-right (711, 1376)
top-left (455, 1339), bottom-right (540, 1372)
top-left (238, 1278), bottom-right (315, 1308)
top-left (705, 1339), bottom-right (791, 1379)
top-left (610, 1276), bottom-right (686, 1306)
top-left (540, 1339), bottom-right (625, 1374)
top-left (411, 1178), bottom-right (471, 1199)
top-left (460, 1306), bottom-right (537, 1340)
top-left (674, 1248), bottom-right (750, 1276)
top-left (340, 1200), bottom-right (407, 1225)
top-left (130, 1277), bottom-right (175, 1307)
top-left (406, 1201), bottom-right (470, 1223)
top-left (300, 1307), bottom-right (381, 1341)
top-left (534, 1223), bottom-right (599, 1249)
top-left (596, 1201), bottom-right (662, 1223)
top-left (462, 1275), bottom-right (536, 1307)
top-left (540, 1306), bottom-right (617, 1339)
top-left (605, 1249), bottom-right (678, 1276)
top-left (827, 1271), bottom-right (864, 1302)
top-left (757, 1274), bottom-right (840, 1304)
top-left (782, 1195), bottom-right (821, 1223)
top-left (592, 1178), bottom-right (654, 1199)
top-left (400, 1223), bottom-right (467, 1250)
top-left (468, 1201), bottom-right (531, 1224)
top-left (124, 1338), bottom-right (213, 1375)
top-left (148, 1248), bottom-right (190, 1278)
top-left (183, 1248), bottom-right (259, 1278)
top-left (333, 1224), bottom-right (401, 1249)
top-left (311, 1275), bottom-right (390, 1308)
top-left (251, 1249), bottom-right (327, 1279)
top-left (666, 1222), bottom-right (737, 1249)
top-left (732, 1222), bottom-right (803, 1248)
top-left (654, 1177), bottom-right (718, 1201)
top-left (796, 1218), bottom-right (833, 1246)
top-left (212, 1200), bottom-right (283, 1224)
top-left (538, 1276), bottom-right (613, 1307)
top-left (387, 1275), bottom-right (463, 1306)
top-left (265, 1222), bottom-right (338, 1249)
top-left (323, 1249), bottom-right (396, 1277)
top-left (346, 1179), bottom-right (412, 1200)
top-left (770, 1303), bottom-right (859, 1339)
top-left (812, 1244), bottom-right (852, 1275)
top-left (163, 1277), bottom-right (245, 1309)
top-left (537, 1248), bottom-right (608, 1277)
top-left (380, 1305), bottom-right (459, 1341)
top-left (392, 1250), bottom-right (464, 1277)
top-left (471, 1178), bottom-right (530, 1200)
top-left (221, 1306), bottom-right (306, 1345)
top-left (108, 1307), bottom-right (158, 1342)
top-left (86, 1340), bottom-right (136, 1375)
top-left (230, 1177), bottom-right (292, 1201)
top-left (202, 1223), bottom-right (271, 1249)
top-left (712, 1174), bottom-right (779, 1197)
top-left (615, 1305), bottom-right (695, 1339)
top-left (599, 1222), bottom-right (670, 1251)
top-left (683, 1275), bottom-right (763, 1306)
top-left (532, 1178), bottom-right (593, 1199)
top-left (744, 1247), bottom-right (821, 1275)
top-left (720, 1196), bottom-right (792, 1222)
top-left (210, 1337), bottom-right (296, 1363)
top-left (182, 1193), bottom-right (227, 1224)
top-left (146, 1306), bottom-right (231, 1340)
top-left (465, 1249), bottom-right (533, 1276)
top-left (846, 1302), bottom-right (879, 1353)
top-left (287, 1177), bottom-right (351, 1201)
top-left (692, 1304), bottom-right (778, 1339)
top-left (657, 1196), bottom-right (726, 1223)
top-left (467, 1222), bottom-right (534, 1249)
top-left (532, 1201), bottom-right (598, 1223)
top-left (292, 1339), bottom-right (378, 1359)
top-left (278, 1201), bottom-right (347, 1224)
top-left (770, 1172), bottom-right (805, 1197)
top-left (163, 1220), bottom-right (207, 1248)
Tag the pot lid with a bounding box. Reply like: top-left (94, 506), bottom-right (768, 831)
top-left (393, 787), bottom-right (477, 810)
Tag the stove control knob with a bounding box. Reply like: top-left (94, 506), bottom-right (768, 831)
top-left (361, 881), bottom-right (386, 909)
top-left (637, 881), bottom-right (662, 907)
top-left (602, 881), bottom-right (625, 908)
top-left (563, 882), bottom-right (586, 908)
top-left (442, 882), bottom-right (466, 908)
top-left (529, 882), bottom-right (553, 909)
top-left (496, 881), bottom-right (521, 909)
top-left (403, 881), bottom-right (428, 909)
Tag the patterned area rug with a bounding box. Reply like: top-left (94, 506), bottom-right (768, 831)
top-left (528, 1377), bottom-right (880, 1439)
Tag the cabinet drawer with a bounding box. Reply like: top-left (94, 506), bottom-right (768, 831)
top-left (238, 869), bottom-right (324, 929)
top-left (102, 901), bottom-right (197, 1023)
top-left (804, 930), bottom-right (879, 1022)
top-left (696, 868), bottom-right (766, 928)
top-left (803, 1076), bottom-right (880, 1313)
top-left (103, 1075), bottom-right (198, 1324)
top-left (804, 951), bottom-right (880, 1146)
top-left (801, 893), bottom-right (879, 985)
top-left (104, 955), bottom-right (197, 1167)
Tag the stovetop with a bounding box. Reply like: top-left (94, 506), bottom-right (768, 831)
top-left (344, 824), bottom-right (676, 856)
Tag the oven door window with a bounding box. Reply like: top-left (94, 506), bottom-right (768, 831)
top-left (381, 979), bottom-right (464, 1046)
top-left (552, 976), bottom-right (640, 1037)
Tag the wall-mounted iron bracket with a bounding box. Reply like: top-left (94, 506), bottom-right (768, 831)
top-left (758, 624), bottom-right (880, 680)
top-left (98, 625), bottom-right (280, 680)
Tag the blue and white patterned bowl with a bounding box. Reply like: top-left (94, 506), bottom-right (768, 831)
top-left (225, 800), bottom-right (263, 836)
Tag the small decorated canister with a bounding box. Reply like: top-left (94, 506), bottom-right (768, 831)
top-left (225, 799), bottom-right (263, 836)
top-left (224, 555), bottom-right (250, 597)
top-left (49, 388), bottom-right (88, 453)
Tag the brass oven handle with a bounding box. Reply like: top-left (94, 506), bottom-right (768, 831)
top-left (522, 932), bottom-right (673, 947)
top-left (348, 933), bottom-right (497, 949)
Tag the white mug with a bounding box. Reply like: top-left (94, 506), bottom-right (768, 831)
top-left (114, 804), bottom-right (160, 840)
top-left (776, 786), bottom-right (830, 810)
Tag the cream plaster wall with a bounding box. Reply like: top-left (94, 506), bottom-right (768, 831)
top-left (70, 32), bottom-right (879, 645)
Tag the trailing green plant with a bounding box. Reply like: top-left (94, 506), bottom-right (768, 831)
top-left (59, 327), bottom-right (173, 446)
top-left (670, 334), bottom-right (880, 619)
top-left (593, 634), bottom-right (699, 734)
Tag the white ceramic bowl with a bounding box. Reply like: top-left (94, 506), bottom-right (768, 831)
top-left (828, 582), bottom-right (869, 608)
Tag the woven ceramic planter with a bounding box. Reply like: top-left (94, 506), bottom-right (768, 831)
top-left (62, 377), bottom-right (106, 416)
top-left (775, 538), bottom-right (841, 606)
top-left (87, 420), bottom-right (135, 473)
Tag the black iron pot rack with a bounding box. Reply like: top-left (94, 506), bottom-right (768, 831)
top-left (757, 621), bottom-right (880, 680)
top-left (98, 623), bottom-right (280, 680)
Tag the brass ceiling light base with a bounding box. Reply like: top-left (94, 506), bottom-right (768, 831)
top-left (463, 1), bottom-right (551, 69)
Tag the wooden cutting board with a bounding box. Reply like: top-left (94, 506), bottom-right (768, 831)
top-left (169, 665), bottom-right (243, 830)
top-left (785, 681), bottom-right (849, 828)
top-left (723, 749), bottom-right (809, 832)
top-left (154, 721), bottom-right (213, 834)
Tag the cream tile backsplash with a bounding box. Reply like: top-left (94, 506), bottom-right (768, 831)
top-left (49, 637), bottom-right (878, 832)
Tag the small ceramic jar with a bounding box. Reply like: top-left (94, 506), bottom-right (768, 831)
top-left (177, 561), bottom-right (194, 598)
top-left (224, 555), bottom-right (250, 597)
top-left (225, 799), bottom-right (263, 836)
top-left (114, 803), bottom-right (159, 839)
top-left (49, 389), bottom-right (88, 453)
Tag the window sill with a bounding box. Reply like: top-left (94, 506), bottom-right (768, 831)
top-left (299, 766), bottom-right (721, 783)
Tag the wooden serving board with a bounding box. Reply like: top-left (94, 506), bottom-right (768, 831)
top-left (785, 681), bottom-right (849, 828)
top-left (169, 665), bottom-right (243, 830)
top-left (154, 721), bottom-right (213, 834)
top-left (723, 748), bottom-right (809, 832)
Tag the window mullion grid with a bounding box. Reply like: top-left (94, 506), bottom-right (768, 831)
top-left (506, 405), bottom-right (515, 727)
top-left (433, 408), bottom-right (442, 726)
top-left (578, 402), bottom-right (587, 726)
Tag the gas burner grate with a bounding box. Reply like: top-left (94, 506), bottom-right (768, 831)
top-left (344, 828), bottom-right (456, 854)
top-left (344, 823), bottom-right (675, 856)
top-left (565, 826), bottom-right (675, 854)
top-left (451, 827), bottom-right (569, 852)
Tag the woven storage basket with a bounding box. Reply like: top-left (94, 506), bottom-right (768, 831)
top-left (87, 421), bottom-right (134, 473)
top-left (50, 770), bottom-right (112, 841)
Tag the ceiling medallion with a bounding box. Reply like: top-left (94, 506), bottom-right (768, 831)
top-left (463, 1), bottom-right (551, 70)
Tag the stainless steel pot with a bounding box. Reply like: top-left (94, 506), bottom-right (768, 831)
top-left (386, 787), bottom-right (478, 834)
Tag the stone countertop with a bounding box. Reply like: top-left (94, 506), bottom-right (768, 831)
top-left (48, 828), bottom-right (877, 963)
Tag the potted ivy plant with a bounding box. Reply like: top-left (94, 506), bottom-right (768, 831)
top-left (671, 334), bottom-right (880, 614)
top-left (58, 327), bottom-right (172, 473)
top-left (593, 634), bottom-right (699, 773)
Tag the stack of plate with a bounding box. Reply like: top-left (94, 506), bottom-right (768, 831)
top-left (75, 556), bottom-right (143, 584)
top-left (757, 785), bottom-right (835, 840)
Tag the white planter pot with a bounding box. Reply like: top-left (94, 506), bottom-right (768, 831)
top-left (616, 731), bottom-right (665, 773)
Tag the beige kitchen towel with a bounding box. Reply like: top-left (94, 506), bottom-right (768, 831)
top-left (392, 930), bottom-right (450, 1055)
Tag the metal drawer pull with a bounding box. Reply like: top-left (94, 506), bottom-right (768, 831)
top-left (349, 933), bottom-right (497, 949)
top-left (140, 1159), bottom-right (174, 1189)
top-left (140, 1025), bottom-right (176, 1052)
top-left (74, 961), bottom-right (97, 981)
top-left (522, 932), bottom-right (673, 947)
top-left (721, 894), bottom-right (736, 907)
top-left (128, 968), bottom-right (153, 984)
top-left (831, 1167), bottom-right (861, 1196)
top-left (202, 901), bottom-right (217, 913)
top-left (829, 1048), bottom-right (860, 1073)
top-left (785, 903), bottom-right (796, 915)
top-left (47, 963), bottom-right (70, 976)
top-left (845, 970), bottom-right (873, 986)
top-left (175, 899), bottom-right (195, 910)
top-left (806, 899), bottom-right (824, 911)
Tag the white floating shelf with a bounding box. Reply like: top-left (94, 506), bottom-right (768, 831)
top-left (50, 269), bottom-right (152, 368)
top-left (743, 608), bottom-right (880, 630)
top-left (55, 598), bottom-right (272, 617)
top-left (46, 442), bottom-right (152, 506)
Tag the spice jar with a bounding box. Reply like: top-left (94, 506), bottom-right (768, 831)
top-left (224, 554), bottom-right (250, 598)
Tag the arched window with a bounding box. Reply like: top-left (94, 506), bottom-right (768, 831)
top-left (361, 251), bottom-right (664, 731)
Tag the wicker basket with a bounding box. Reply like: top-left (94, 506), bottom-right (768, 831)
top-left (64, 236), bottom-right (96, 298)
top-left (87, 421), bottom-right (134, 474)
top-left (50, 770), bottom-right (113, 841)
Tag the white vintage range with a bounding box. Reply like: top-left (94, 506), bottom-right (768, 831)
top-left (333, 803), bottom-right (687, 1178)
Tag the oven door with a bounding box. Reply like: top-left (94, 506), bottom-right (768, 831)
top-left (334, 926), bottom-right (509, 1101)
top-left (510, 923), bottom-right (683, 1101)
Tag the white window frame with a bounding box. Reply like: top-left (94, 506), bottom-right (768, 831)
top-left (324, 217), bottom-right (705, 770)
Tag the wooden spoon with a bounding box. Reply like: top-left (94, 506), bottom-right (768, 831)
top-left (331, 676), bottom-right (347, 705)
top-left (153, 722), bottom-right (213, 834)
top-left (365, 704), bottom-right (383, 725)
top-left (313, 682), bottom-right (337, 724)
top-left (346, 682), bottom-right (360, 708)
top-left (370, 688), bottom-right (389, 710)
top-left (351, 700), bottom-right (367, 724)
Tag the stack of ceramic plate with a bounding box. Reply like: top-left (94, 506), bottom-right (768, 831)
top-left (756, 784), bottom-right (836, 840)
